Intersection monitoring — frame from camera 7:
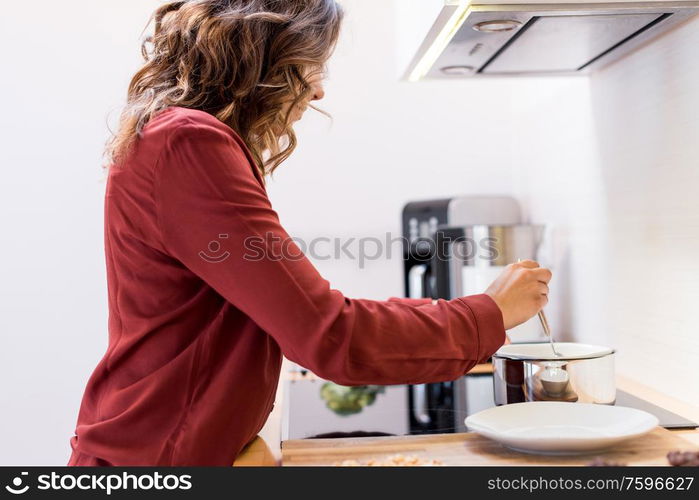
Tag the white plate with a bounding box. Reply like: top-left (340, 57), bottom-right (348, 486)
top-left (495, 342), bottom-right (614, 361)
top-left (465, 402), bottom-right (658, 455)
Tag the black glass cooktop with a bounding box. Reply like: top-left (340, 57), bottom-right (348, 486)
top-left (614, 390), bottom-right (697, 429)
top-left (286, 373), bottom-right (697, 440)
top-left (463, 373), bottom-right (697, 431)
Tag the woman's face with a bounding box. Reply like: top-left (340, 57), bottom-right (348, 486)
top-left (287, 69), bottom-right (326, 123)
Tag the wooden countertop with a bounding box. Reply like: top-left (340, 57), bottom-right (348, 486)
top-left (283, 427), bottom-right (696, 466)
top-left (279, 370), bottom-right (699, 466)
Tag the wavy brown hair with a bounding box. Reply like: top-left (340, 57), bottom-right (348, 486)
top-left (106, 0), bottom-right (343, 175)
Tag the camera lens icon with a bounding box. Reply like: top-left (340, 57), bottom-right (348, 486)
top-left (5, 472), bottom-right (29, 494)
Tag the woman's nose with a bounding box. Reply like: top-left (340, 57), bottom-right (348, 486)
top-left (311, 84), bottom-right (325, 101)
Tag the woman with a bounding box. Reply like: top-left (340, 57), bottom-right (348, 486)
top-left (68, 0), bottom-right (551, 466)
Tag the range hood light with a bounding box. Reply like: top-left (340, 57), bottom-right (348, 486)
top-left (440, 65), bottom-right (475, 75)
top-left (407, 2), bottom-right (470, 82)
top-left (473, 20), bottom-right (522, 33)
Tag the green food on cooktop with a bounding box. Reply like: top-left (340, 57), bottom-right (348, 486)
top-left (320, 383), bottom-right (385, 416)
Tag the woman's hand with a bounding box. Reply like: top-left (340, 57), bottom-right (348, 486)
top-left (484, 260), bottom-right (552, 331)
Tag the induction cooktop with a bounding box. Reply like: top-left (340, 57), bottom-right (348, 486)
top-left (462, 373), bottom-right (697, 431)
top-left (614, 390), bottom-right (697, 429)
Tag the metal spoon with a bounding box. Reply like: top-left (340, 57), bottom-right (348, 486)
top-left (538, 309), bottom-right (562, 357)
top-left (516, 259), bottom-right (561, 357)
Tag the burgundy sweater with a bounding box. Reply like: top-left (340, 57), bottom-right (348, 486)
top-left (67, 107), bottom-right (505, 466)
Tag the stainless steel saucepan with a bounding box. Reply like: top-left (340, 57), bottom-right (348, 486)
top-left (492, 343), bottom-right (616, 405)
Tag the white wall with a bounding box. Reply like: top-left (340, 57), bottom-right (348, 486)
top-left (512, 15), bottom-right (699, 405)
top-left (509, 77), bottom-right (609, 346)
top-left (589, 15), bottom-right (699, 405)
top-left (0, 0), bottom-right (164, 466)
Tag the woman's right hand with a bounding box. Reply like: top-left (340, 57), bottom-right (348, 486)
top-left (484, 260), bottom-right (552, 330)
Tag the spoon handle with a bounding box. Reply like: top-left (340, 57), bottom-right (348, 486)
top-left (538, 309), bottom-right (562, 357)
top-left (516, 259), bottom-right (560, 356)
top-left (538, 310), bottom-right (551, 337)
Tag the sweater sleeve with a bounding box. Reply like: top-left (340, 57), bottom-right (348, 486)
top-left (387, 297), bottom-right (433, 306)
top-left (154, 120), bottom-right (505, 386)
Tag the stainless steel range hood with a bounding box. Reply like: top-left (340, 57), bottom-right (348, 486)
top-left (404, 1), bottom-right (699, 80)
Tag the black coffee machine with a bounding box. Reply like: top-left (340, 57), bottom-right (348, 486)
top-left (402, 196), bottom-right (522, 434)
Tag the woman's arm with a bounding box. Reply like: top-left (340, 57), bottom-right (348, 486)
top-left (154, 119), bottom-right (505, 386)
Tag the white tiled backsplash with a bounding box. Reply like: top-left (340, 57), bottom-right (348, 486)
top-left (511, 15), bottom-right (699, 406)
